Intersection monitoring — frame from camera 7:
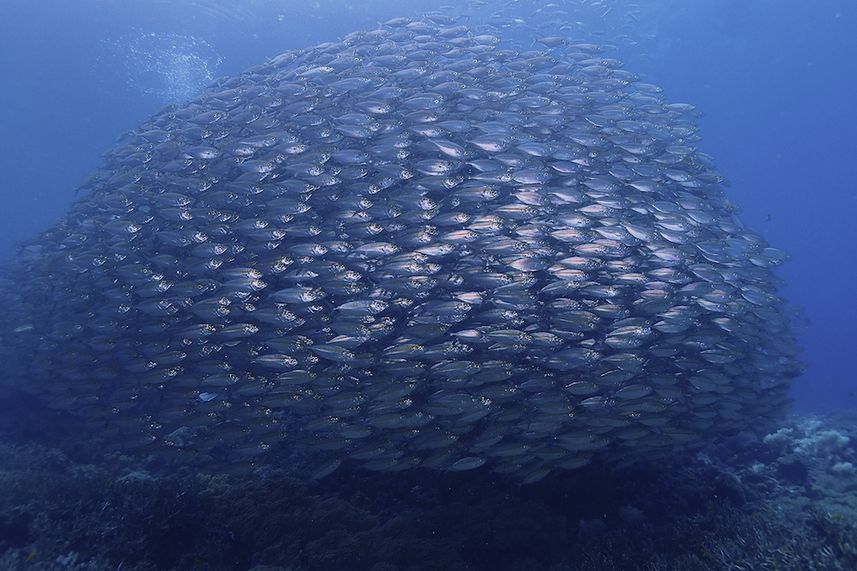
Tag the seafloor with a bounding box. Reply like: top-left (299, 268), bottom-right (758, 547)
top-left (1, 392), bottom-right (856, 571)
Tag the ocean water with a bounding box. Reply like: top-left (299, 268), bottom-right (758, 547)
top-left (0, 1), bottom-right (856, 569)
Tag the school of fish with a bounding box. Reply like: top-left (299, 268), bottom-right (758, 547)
top-left (0, 17), bottom-right (802, 482)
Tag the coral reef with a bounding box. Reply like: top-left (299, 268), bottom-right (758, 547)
top-left (1, 404), bottom-right (856, 570)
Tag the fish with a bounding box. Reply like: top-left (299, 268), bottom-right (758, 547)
top-left (0, 16), bottom-right (802, 483)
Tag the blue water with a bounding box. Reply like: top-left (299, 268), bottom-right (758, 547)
top-left (1, 0), bottom-right (855, 415)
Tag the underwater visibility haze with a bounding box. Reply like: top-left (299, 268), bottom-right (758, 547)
top-left (0, 1), bottom-right (855, 570)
